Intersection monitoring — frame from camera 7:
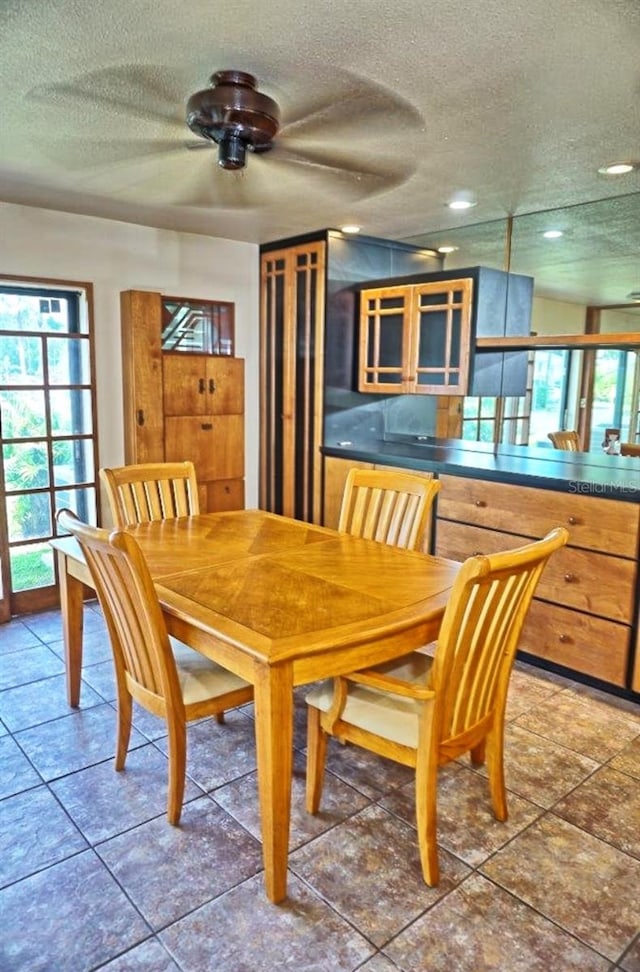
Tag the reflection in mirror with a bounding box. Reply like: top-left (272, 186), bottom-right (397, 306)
top-left (401, 193), bottom-right (640, 450)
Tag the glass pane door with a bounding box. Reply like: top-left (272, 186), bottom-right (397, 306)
top-left (0, 284), bottom-right (98, 616)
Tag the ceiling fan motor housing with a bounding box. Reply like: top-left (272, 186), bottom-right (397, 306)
top-left (186, 70), bottom-right (281, 169)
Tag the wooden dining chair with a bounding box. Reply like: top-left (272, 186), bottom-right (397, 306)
top-left (56, 508), bottom-right (253, 824)
top-left (338, 468), bottom-right (441, 552)
top-left (547, 430), bottom-right (582, 451)
top-left (305, 526), bottom-right (569, 886)
top-left (620, 442), bottom-right (640, 457)
top-left (100, 461), bottom-right (200, 528)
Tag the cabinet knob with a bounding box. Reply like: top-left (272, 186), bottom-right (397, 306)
top-left (199, 378), bottom-right (206, 394)
top-left (567, 515), bottom-right (578, 525)
top-left (563, 572), bottom-right (576, 583)
top-left (474, 499), bottom-right (487, 508)
top-left (209, 378), bottom-right (216, 393)
top-left (201, 422), bottom-right (213, 431)
top-left (136, 409), bottom-right (145, 426)
top-left (558, 633), bottom-right (571, 643)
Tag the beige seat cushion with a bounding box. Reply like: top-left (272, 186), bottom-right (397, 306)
top-left (306, 652), bottom-right (433, 749)
top-left (171, 641), bottom-right (251, 706)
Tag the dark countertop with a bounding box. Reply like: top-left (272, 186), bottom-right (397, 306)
top-left (322, 434), bottom-right (640, 502)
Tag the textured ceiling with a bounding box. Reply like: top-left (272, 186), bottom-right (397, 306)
top-left (1, 0), bottom-right (639, 305)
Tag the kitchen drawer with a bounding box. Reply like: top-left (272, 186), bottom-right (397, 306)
top-left (438, 474), bottom-right (639, 558)
top-left (519, 600), bottom-right (630, 687)
top-left (436, 520), bottom-right (636, 623)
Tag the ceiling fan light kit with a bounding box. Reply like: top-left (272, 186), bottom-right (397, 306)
top-left (186, 70), bottom-right (281, 170)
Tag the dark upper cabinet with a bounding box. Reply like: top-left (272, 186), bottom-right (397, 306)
top-left (356, 266), bottom-right (533, 397)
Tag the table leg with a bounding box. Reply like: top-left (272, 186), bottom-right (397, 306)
top-left (56, 550), bottom-right (85, 708)
top-left (253, 663), bottom-right (294, 904)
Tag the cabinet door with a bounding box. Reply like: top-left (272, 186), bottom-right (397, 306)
top-left (260, 241), bottom-right (326, 522)
top-left (412, 280), bottom-right (472, 394)
top-left (164, 415), bottom-right (244, 482)
top-left (163, 355), bottom-right (244, 417)
top-left (358, 280), bottom-right (473, 395)
top-left (163, 354), bottom-right (208, 416)
top-left (206, 357), bottom-right (244, 414)
top-left (358, 287), bottom-right (412, 392)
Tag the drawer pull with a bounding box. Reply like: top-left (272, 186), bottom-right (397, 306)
top-left (474, 499), bottom-right (487, 508)
top-left (199, 378), bottom-right (206, 393)
top-left (201, 422), bottom-right (213, 431)
top-left (567, 515), bottom-right (578, 525)
top-left (563, 573), bottom-right (576, 583)
top-left (558, 633), bottom-right (572, 643)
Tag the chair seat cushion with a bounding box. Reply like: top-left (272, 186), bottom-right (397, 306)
top-left (306, 652), bottom-right (433, 749)
top-left (171, 641), bottom-right (251, 706)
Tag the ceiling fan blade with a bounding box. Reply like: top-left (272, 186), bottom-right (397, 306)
top-left (41, 137), bottom-right (186, 170)
top-left (174, 162), bottom-right (267, 209)
top-left (27, 65), bottom-right (188, 126)
top-left (279, 76), bottom-right (423, 142)
top-left (273, 143), bottom-right (415, 197)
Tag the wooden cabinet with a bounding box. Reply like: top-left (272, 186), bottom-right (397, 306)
top-left (120, 290), bottom-right (245, 514)
top-left (357, 266), bottom-right (533, 398)
top-left (260, 241), bottom-right (326, 522)
top-left (359, 279), bottom-right (473, 395)
top-left (260, 231), bottom-right (443, 524)
top-left (435, 474), bottom-right (640, 687)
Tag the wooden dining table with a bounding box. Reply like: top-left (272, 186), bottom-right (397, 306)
top-left (51, 508), bottom-right (460, 903)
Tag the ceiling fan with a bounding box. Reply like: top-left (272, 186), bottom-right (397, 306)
top-left (28, 65), bottom-right (424, 209)
top-left (185, 70), bottom-right (280, 170)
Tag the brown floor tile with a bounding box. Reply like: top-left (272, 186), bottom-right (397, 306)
top-left (289, 803), bottom-right (470, 948)
top-left (514, 689), bottom-right (640, 762)
top-left (160, 872), bottom-right (374, 971)
top-left (0, 849), bottom-right (149, 971)
top-left (50, 742), bottom-right (205, 843)
top-left (506, 665), bottom-right (566, 720)
top-left (554, 765), bottom-right (640, 858)
top-left (381, 761), bottom-right (542, 868)
top-left (481, 814), bottom-right (640, 961)
top-left (609, 736), bottom-right (640, 780)
top-left (619, 933), bottom-right (640, 972)
top-left (479, 721), bottom-right (600, 808)
top-left (384, 872), bottom-right (610, 971)
top-left (0, 784), bottom-right (87, 887)
top-left (97, 795), bottom-right (263, 930)
top-left (3, 605), bottom-right (640, 971)
top-left (214, 749), bottom-right (371, 850)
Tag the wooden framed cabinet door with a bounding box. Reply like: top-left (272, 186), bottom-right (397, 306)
top-left (163, 355), bottom-right (244, 416)
top-left (260, 241), bottom-right (326, 522)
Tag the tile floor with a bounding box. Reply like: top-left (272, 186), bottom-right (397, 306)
top-left (1, 602), bottom-right (640, 972)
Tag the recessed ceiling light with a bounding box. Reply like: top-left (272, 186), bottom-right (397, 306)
top-left (543, 230), bottom-right (563, 239)
top-left (448, 199), bottom-right (476, 211)
top-left (340, 224), bottom-right (361, 234)
top-left (437, 245), bottom-right (459, 253)
top-left (598, 161), bottom-right (637, 175)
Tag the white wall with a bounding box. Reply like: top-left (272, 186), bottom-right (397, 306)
top-left (531, 296), bottom-right (586, 334)
top-left (0, 202), bottom-right (259, 512)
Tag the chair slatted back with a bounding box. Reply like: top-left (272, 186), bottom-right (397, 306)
top-left (430, 528), bottom-right (569, 756)
top-left (547, 430), bottom-right (581, 451)
top-left (100, 461), bottom-right (199, 528)
top-left (57, 509), bottom-right (180, 712)
top-left (338, 468), bottom-right (440, 551)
